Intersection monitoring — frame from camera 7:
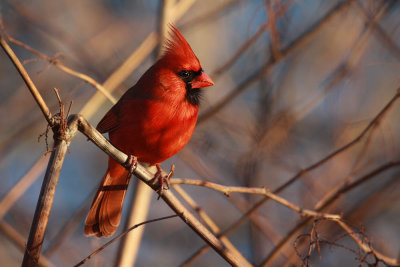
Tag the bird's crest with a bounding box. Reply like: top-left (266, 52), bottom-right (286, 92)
top-left (161, 25), bottom-right (201, 70)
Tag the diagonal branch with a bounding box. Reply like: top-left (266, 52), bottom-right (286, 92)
top-left (68, 115), bottom-right (244, 266)
top-left (173, 184), bottom-right (253, 267)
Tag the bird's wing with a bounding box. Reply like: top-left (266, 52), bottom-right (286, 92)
top-left (96, 85), bottom-right (148, 134)
top-left (96, 106), bottom-right (119, 133)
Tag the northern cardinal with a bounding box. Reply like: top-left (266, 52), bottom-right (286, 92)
top-left (84, 26), bottom-right (214, 237)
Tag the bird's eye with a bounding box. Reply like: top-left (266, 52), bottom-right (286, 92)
top-left (178, 70), bottom-right (190, 78)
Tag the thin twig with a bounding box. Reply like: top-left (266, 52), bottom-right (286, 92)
top-left (317, 161), bottom-right (400, 210)
top-left (0, 34), bottom-right (54, 126)
top-left (336, 220), bottom-right (399, 266)
top-left (6, 35), bottom-right (117, 104)
top-left (171, 179), bottom-right (341, 220)
top-left (74, 214), bottom-right (179, 267)
top-left (5, 0), bottom-right (103, 77)
top-left (274, 88), bottom-right (400, 195)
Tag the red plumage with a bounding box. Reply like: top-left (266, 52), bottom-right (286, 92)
top-left (84, 26), bottom-right (213, 237)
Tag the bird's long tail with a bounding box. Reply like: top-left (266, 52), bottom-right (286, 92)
top-left (84, 158), bottom-right (130, 237)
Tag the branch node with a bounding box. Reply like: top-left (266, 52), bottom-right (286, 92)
top-left (52, 88), bottom-right (74, 143)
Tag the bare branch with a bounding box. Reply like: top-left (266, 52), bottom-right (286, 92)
top-left (336, 220), bottom-right (400, 266)
top-left (22, 136), bottom-right (69, 266)
top-left (171, 178), bottom-right (340, 220)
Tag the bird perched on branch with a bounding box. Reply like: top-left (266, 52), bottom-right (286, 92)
top-left (84, 26), bottom-right (214, 237)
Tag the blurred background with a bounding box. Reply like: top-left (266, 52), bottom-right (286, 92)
top-left (0, 0), bottom-right (400, 266)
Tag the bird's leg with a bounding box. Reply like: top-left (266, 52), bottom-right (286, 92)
top-left (123, 155), bottom-right (138, 178)
top-left (153, 163), bottom-right (175, 198)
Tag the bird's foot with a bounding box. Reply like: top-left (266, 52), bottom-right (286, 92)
top-left (153, 163), bottom-right (175, 199)
top-left (123, 155), bottom-right (138, 178)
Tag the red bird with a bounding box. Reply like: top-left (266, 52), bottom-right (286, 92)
top-left (84, 26), bottom-right (214, 237)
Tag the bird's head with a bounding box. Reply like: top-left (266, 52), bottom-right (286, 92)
top-left (156, 25), bottom-right (214, 106)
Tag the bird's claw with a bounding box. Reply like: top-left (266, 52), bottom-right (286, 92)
top-left (153, 164), bottom-right (175, 199)
top-left (123, 155), bottom-right (138, 178)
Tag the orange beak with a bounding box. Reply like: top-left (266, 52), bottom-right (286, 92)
top-left (191, 72), bottom-right (214, 89)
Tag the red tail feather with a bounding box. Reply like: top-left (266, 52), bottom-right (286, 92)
top-left (84, 159), bottom-right (130, 237)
